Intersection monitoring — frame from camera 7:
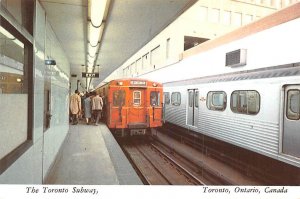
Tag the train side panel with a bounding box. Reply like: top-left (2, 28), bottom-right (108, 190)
top-left (164, 76), bottom-right (300, 168)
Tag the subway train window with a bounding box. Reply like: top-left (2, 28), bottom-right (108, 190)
top-left (0, 15), bottom-right (33, 167)
top-left (150, 91), bottom-right (160, 106)
top-left (195, 91), bottom-right (199, 108)
top-left (113, 90), bottom-right (125, 106)
top-left (133, 91), bottom-right (141, 106)
top-left (171, 92), bottom-right (181, 106)
top-left (163, 92), bottom-right (170, 105)
top-left (188, 91), bottom-right (193, 107)
top-left (207, 91), bottom-right (227, 111)
top-left (286, 90), bottom-right (300, 120)
top-left (231, 90), bottom-right (260, 115)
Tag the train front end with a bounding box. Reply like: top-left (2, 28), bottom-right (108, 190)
top-left (107, 79), bottom-right (163, 136)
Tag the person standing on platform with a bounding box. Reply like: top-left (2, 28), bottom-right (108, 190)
top-left (70, 89), bottom-right (81, 125)
top-left (84, 92), bottom-right (92, 125)
top-left (92, 93), bottom-right (103, 126)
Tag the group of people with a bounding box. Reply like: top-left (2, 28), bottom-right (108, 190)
top-left (69, 90), bottom-right (104, 126)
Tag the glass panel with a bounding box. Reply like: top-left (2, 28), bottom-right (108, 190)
top-left (231, 90), bottom-right (260, 115)
top-left (209, 8), bottom-right (220, 23)
top-left (247, 91), bottom-right (260, 114)
top-left (150, 45), bottom-right (160, 68)
top-left (290, 94), bottom-right (300, 113)
top-left (0, 26), bottom-right (25, 94)
top-left (231, 92), bottom-right (238, 111)
top-left (188, 91), bottom-right (193, 107)
top-left (0, 23), bottom-right (27, 160)
top-left (232, 12), bottom-right (242, 26)
top-left (207, 91), bottom-right (226, 111)
top-left (212, 93), bottom-right (224, 106)
top-left (163, 92), bottom-right (170, 104)
top-left (287, 90), bottom-right (300, 120)
top-left (222, 10), bottom-right (231, 25)
top-left (1, 0), bottom-right (22, 26)
top-left (133, 91), bottom-right (141, 106)
top-left (150, 91), bottom-right (160, 106)
top-left (195, 91), bottom-right (199, 108)
top-left (239, 92), bottom-right (247, 113)
top-left (113, 90), bottom-right (125, 107)
top-left (171, 92), bottom-right (181, 106)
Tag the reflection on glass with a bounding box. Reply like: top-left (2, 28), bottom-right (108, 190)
top-left (0, 25), bottom-right (25, 94)
top-left (150, 91), bottom-right (160, 106)
top-left (0, 23), bottom-right (27, 161)
top-left (207, 91), bottom-right (227, 111)
top-left (163, 92), bottom-right (170, 104)
top-left (133, 91), bottom-right (141, 105)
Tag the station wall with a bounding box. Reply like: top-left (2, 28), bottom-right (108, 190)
top-left (0, 1), bottom-right (70, 183)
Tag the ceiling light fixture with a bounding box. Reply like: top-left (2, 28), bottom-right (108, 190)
top-left (86, 0), bottom-right (109, 91)
top-left (90, 0), bottom-right (107, 27)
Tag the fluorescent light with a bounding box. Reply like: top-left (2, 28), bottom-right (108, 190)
top-left (87, 62), bottom-right (94, 67)
top-left (88, 43), bottom-right (98, 58)
top-left (90, 0), bottom-right (107, 27)
top-left (87, 0), bottom-right (108, 69)
top-left (87, 55), bottom-right (94, 66)
top-left (88, 23), bottom-right (104, 47)
top-left (87, 67), bottom-right (93, 73)
top-left (88, 22), bottom-right (100, 47)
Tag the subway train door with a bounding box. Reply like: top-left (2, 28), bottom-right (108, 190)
top-left (283, 85), bottom-right (300, 158)
top-left (129, 89), bottom-right (146, 124)
top-left (187, 89), bottom-right (199, 126)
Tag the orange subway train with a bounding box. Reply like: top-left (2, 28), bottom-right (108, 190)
top-left (95, 78), bottom-right (163, 136)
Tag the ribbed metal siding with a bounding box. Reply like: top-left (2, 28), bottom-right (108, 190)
top-left (165, 106), bottom-right (186, 128)
top-left (198, 112), bottom-right (279, 155)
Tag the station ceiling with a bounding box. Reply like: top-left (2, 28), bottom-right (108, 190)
top-left (39, 0), bottom-right (196, 89)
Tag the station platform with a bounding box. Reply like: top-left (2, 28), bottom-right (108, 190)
top-left (45, 123), bottom-right (143, 185)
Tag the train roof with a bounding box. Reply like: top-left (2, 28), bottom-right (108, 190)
top-left (97, 78), bottom-right (163, 89)
top-left (111, 78), bottom-right (160, 84)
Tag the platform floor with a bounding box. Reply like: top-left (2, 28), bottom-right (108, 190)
top-left (45, 123), bottom-right (143, 185)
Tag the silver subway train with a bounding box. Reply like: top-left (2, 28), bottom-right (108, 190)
top-left (139, 4), bottom-right (300, 168)
top-left (163, 64), bottom-right (300, 168)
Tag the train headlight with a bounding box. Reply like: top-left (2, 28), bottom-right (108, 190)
top-left (117, 81), bottom-right (123, 86)
top-left (153, 83), bottom-right (157, 87)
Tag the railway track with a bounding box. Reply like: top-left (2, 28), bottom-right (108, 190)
top-left (121, 139), bottom-right (204, 185)
top-left (117, 127), bottom-right (264, 185)
top-left (119, 136), bottom-right (240, 185)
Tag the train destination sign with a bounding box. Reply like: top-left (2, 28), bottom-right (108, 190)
top-left (82, 72), bottom-right (99, 78)
top-left (130, 80), bottom-right (146, 86)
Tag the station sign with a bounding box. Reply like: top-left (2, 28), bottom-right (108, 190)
top-left (82, 72), bottom-right (99, 78)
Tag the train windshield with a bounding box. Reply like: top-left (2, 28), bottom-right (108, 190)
top-left (113, 90), bottom-right (125, 107)
top-left (150, 91), bottom-right (160, 106)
